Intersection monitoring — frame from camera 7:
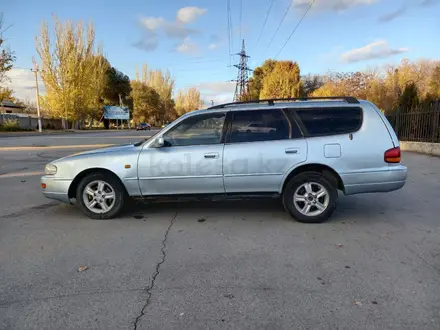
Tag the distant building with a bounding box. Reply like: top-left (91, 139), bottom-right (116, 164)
top-left (0, 100), bottom-right (24, 114)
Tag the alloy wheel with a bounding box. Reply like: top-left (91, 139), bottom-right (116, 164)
top-left (82, 180), bottom-right (116, 214)
top-left (293, 182), bottom-right (329, 217)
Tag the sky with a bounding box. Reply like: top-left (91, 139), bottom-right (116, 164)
top-left (2, 0), bottom-right (440, 104)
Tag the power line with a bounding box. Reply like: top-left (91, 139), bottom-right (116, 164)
top-left (239, 0), bottom-right (243, 41)
top-left (226, 0), bottom-right (233, 65)
top-left (254, 0), bottom-right (275, 47)
top-left (259, 0), bottom-right (293, 61)
top-left (274, 0), bottom-right (316, 59)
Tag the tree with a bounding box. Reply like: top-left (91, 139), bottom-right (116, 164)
top-left (35, 16), bottom-right (108, 126)
top-left (300, 74), bottom-right (324, 97)
top-left (84, 54), bottom-right (110, 121)
top-left (134, 64), bottom-right (176, 124)
top-left (175, 87), bottom-right (203, 116)
top-left (260, 61), bottom-right (301, 99)
top-left (0, 87), bottom-right (14, 101)
top-left (400, 82), bottom-right (419, 112)
top-left (0, 13), bottom-right (15, 85)
top-left (131, 80), bottom-right (160, 124)
top-left (104, 66), bottom-right (131, 106)
top-left (429, 65), bottom-right (440, 98)
top-left (248, 59), bottom-right (276, 100)
top-left (20, 99), bottom-right (39, 115)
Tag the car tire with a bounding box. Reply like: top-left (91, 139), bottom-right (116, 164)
top-left (282, 171), bottom-right (338, 223)
top-left (76, 172), bottom-right (126, 219)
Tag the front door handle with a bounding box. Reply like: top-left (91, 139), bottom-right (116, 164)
top-left (285, 148), bottom-right (299, 154)
top-left (204, 152), bottom-right (219, 159)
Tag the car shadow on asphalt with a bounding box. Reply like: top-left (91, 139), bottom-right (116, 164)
top-left (48, 194), bottom-right (398, 225)
top-left (125, 198), bottom-right (286, 217)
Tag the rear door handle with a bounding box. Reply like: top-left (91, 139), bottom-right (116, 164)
top-left (285, 148), bottom-right (299, 154)
top-left (204, 152), bottom-right (219, 159)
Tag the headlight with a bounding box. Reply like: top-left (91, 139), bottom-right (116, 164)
top-left (44, 164), bottom-right (57, 175)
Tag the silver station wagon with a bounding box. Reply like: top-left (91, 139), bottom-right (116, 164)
top-left (41, 97), bottom-right (407, 223)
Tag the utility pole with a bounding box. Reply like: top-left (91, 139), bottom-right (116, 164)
top-left (119, 93), bottom-right (130, 129)
top-left (233, 39), bottom-right (252, 102)
top-left (118, 93), bottom-right (122, 129)
top-left (31, 58), bottom-right (42, 133)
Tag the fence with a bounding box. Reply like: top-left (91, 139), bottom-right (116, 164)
top-left (386, 100), bottom-right (440, 143)
top-left (0, 113), bottom-right (63, 130)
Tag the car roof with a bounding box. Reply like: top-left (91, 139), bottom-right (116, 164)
top-left (184, 98), bottom-right (370, 118)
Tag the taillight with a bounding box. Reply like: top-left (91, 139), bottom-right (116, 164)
top-left (384, 147), bottom-right (401, 163)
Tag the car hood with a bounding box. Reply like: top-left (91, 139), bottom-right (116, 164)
top-left (55, 143), bottom-right (139, 162)
top-left (75, 143), bottom-right (137, 156)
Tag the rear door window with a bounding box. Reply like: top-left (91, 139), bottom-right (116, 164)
top-left (228, 109), bottom-right (301, 143)
top-left (295, 107), bottom-right (362, 136)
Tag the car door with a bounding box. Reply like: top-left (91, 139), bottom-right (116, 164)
top-left (137, 112), bottom-right (227, 195)
top-left (223, 109), bottom-right (307, 193)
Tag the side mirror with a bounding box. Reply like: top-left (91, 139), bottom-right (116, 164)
top-left (157, 137), bottom-right (165, 147)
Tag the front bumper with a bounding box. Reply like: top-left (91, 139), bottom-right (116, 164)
top-left (41, 176), bottom-right (72, 203)
top-left (342, 165), bottom-right (407, 195)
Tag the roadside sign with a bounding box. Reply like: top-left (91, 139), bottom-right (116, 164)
top-left (103, 106), bottom-right (129, 120)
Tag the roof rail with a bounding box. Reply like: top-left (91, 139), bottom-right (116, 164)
top-left (208, 96), bottom-right (359, 109)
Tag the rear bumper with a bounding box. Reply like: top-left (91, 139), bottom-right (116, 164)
top-left (41, 176), bottom-right (72, 203)
top-left (342, 165), bottom-right (407, 195)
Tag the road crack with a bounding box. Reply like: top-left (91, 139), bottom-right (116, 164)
top-left (133, 211), bottom-right (177, 330)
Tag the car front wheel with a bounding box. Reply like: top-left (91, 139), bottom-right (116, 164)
top-left (282, 171), bottom-right (338, 223)
top-left (76, 172), bottom-right (125, 219)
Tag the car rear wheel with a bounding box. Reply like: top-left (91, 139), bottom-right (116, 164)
top-left (282, 171), bottom-right (338, 223)
top-left (76, 172), bottom-right (125, 219)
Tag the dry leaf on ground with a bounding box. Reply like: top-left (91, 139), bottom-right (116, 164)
top-left (77, 265), bottom-right (88, 272)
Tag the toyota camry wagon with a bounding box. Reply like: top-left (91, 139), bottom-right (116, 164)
top-left (41, 97), bottom-right (407, 223)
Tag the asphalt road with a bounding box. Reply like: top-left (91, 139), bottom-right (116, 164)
top-left (1, 130), bottom-right (439, 330)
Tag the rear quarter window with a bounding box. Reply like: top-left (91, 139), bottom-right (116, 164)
top-left (294, 107), bottom-right (362, 137)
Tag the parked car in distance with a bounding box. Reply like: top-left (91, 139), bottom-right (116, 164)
top-left (41, 97), bottom-right (407, 223)
top-left (238, 122), bottom-right (276, 134)
top-left (136, 122), bottom-right (151, 131)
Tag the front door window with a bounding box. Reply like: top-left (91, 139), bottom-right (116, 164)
top-left (163, 113), bottom-right (226, 147)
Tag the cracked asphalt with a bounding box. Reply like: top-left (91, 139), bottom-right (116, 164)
top-left (1, 130), bottom-right (440, 330)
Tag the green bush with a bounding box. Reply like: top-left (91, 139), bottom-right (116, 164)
top-left (0, 119), bottom-right (21, 131)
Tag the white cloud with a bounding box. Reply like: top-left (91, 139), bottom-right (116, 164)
top-left (135, 6), bottom-right (206, 53)
top-left (163, 24), bottom-right (199, 39)
top-left (195, 81), bottom-right (235, 94)
top-left (340, 40), bottom-right (409, 63)
top-left (4, 68), bottom-right (45, 101)
top-left (176, 7), bottom-right (207, 24)
top-left (192, 81), bottom-right (235, 104)
top-left (293, 0), bottom-right (379, 12)
top-left (140, 17), bottom-right (165, 30)
top-left (176, 37), bottom-right (199, 55)
top-left (208, 43), bottom-right (218, 50)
